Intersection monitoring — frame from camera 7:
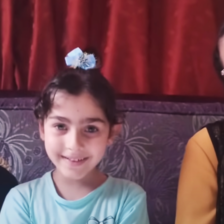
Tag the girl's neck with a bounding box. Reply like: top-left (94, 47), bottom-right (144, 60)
top-left (52, 169), bottom-right (107, 201)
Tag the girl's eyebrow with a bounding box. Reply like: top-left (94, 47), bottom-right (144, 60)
top-left (84, 118), bottom-right (106, 124)
top-left (48, 116), bottom-right (71, 123)
top-left (48, 116), bottom-right (106, 124)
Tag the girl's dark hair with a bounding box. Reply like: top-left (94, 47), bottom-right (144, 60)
top-left (213, 23), bottom-right (224, 81)
top-left (34, 68), bottom-right (123, 126)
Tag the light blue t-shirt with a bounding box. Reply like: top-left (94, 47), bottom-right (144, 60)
top-left (0, 171), bottom-right (149, 224)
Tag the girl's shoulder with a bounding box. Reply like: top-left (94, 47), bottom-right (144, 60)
top-left (106, 176), bottom-right (146, 198)
top-left (9, 171), bottom-right (51, 199)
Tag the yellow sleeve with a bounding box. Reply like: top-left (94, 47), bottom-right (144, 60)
top-left (175, 128), bottom-right (218, 224)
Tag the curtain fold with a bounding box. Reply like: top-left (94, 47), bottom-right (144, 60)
top-left (0, 0), bottom-right (14, 89)
top-left (0, 0), bottom-right (224, 96)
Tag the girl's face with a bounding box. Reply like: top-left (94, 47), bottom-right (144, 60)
top-left (219, 36), bottom-right (224, 67)
top-left (39, 91), bottom-right (118, 181)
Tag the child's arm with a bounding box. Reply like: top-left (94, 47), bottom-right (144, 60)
top-left (0, 188), bottom-right (30, 223)
top-left (175, 128), bottom-right (217, 224)
top-left (118, 190), bottom-right (149, 224)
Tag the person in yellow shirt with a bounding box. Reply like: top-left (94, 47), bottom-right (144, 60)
top-left (175, 24), bottom-right (224, 224)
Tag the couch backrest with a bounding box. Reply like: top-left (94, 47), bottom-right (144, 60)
top-left (1, 97), bottom-right (224, 224)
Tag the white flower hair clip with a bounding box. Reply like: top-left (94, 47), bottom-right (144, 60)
top-left (65, 47), bottom-right (97, 70)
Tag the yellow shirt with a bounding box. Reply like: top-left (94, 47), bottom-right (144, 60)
top-left (175, 127), bottom-right (218, 224)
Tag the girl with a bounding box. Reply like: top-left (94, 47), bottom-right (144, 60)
top-left (175, 23), bottom-right (224, 224)
top-left (0, 48), bottom-right (149, 224)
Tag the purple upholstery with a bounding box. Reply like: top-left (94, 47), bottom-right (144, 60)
top-left (0, 97), bottom-right (224, 224)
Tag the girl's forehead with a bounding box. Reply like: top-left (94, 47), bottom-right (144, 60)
top-left (50, 91), bottom-right (106, 119)
top-left (53, 90), bottom-right (98, 106)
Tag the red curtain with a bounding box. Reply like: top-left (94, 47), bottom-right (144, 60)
top-left (0, 0), bottom-right (224, 96)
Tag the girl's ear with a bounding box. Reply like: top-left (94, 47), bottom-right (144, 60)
top-left (108, 124), bottom-right (122, 145)
top-left (38, 121), bottom-right (45, 141)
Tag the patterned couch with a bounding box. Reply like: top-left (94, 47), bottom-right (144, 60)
top-left (1, 95), bottom-right (224, 224)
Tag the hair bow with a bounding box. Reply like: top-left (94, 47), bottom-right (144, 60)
top-left (65, 48), bottom-right (96, 70)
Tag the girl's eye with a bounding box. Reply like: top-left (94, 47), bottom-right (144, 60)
top-left (55, 124), bottom-right (67, 130)
top-left (85, 126), bottom-right (98, 133)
